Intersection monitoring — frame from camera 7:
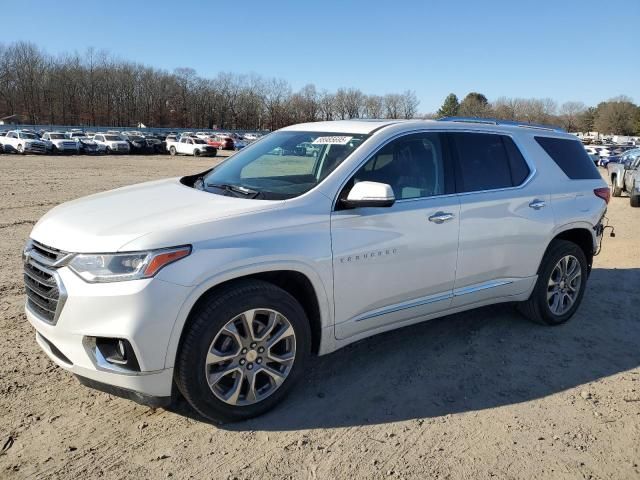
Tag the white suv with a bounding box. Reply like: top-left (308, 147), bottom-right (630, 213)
top-left (41, 132), bottom-right (80, 154)
top-left (1, 130), bottom-right (47, 154)
top-left (92, 133), bottom-right (130, 154)
top-left (24, 119), bottom-right (609, 421)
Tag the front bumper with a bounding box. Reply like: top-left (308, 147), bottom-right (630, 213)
top-left (26, 267), bottom-right (192, 399)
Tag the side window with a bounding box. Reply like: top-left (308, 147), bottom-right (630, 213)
top-left (349, 132), bottom-right (450, 200)
top-left (534, 136), bottom-right (600, 180)
top-left (450, 132), bottom-right (517, 192)
top-left (503, 136), bottom-right (531, 185)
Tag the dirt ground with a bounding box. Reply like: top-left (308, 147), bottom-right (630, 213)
top-left (0, 153), bottom-right (638, 480)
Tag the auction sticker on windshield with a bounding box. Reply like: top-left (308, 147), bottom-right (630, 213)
top-left (312, 136), bottom-right (353, 145)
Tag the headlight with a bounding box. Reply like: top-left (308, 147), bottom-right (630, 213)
top-left (68, 246), bottom-right (191, 283)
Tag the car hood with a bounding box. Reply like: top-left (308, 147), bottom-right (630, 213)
top-left (30, 178), bottom-right (283, 253)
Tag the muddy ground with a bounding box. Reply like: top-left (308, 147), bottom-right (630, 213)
top-left (0, 154), bottom-right (638, 479)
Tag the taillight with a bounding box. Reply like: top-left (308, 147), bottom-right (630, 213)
top-left (594, 187), bottom-right (610, 204)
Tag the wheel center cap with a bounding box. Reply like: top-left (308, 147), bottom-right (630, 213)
top-left (246, 350), bottom-right (258, 362)
top-left (560, 280), bottom-right (565, 289)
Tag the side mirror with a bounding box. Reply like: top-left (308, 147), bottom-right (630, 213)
top-left (342, 181), bottom-right (395, 208)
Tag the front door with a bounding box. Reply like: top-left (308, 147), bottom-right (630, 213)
top-left (331, 132), bottom-right (460, 340)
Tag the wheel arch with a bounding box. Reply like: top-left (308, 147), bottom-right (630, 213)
top-left (545, 226), bottom-right (595, 274)
top-left (165, 266), bottom-right (330, 369)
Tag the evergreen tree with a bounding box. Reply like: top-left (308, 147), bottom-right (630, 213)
top-left (437, 93), bottom-right (459, 118)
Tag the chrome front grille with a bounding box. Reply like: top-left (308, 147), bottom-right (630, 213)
top-left (27, 143), bottom-right (47, 153)
top-left (23, 241), bottom-right (69, 324)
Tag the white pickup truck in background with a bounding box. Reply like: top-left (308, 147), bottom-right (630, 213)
top-left (166, 136), bottom-right (218, 157)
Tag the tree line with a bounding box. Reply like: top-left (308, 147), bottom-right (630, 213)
top-left (2, 41), bottom-right (638, 135)
top-left (435, 92), bottom-right (640, 136)
top-left (0, 42), bottom-right (419, 130)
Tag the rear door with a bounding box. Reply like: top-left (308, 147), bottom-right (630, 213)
top-left (331, 132), bottom-right (460, 339)
top-left (448, 131), bottom-right (555, 307)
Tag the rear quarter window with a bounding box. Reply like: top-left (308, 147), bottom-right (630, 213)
top-left (535, 136), bottom-right (601, 180)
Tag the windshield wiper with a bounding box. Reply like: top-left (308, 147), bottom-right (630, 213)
top-left (206, 183), bottom-right (261, 198)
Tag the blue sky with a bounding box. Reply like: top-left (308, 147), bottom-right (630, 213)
top-left (1, 0), bottom-right (638, 112)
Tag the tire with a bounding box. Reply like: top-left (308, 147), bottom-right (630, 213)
top-left (611, 177), bottom-right (622, 197)
top-left (17, 144), bottom-right (24, 154)
top-left (631, 189), bottom-right (640, 208)
top-left (193, 149), bottom-right (200, 157)
top-left (175, 279), bottom-right (311, 423)
top-left (518, 239), bottom-right (588, 326)
top-left (169, 146), bottom-right (177, 156)
top-left (105, 146), bottom-right (112, 155)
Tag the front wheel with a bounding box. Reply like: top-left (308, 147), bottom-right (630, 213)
top-left (631, 188), bottom-right (640, 207)
top-left (169, 146), bottom-right (177, 156)
top-left (518, 239), bottom-right (588, 326)
top-left (17, 144), bottom-right (24, 154)
top-left (193, 149), bottom-right (200, 157)
top-left (175, 280), bottom-right (311, 422)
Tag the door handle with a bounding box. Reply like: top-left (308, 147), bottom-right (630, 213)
top-left (529, 199), bottom-right (546, 210)
top-left (428, 211), bottom-right (455, 224)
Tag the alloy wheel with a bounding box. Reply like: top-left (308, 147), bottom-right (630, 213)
top-left (547, 255), bottom-right (582, 315)
top-left (204, 308), bottom-right (296, 406)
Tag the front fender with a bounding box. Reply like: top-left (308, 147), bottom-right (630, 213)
top-left (162, 259), bottom-right (333, 369)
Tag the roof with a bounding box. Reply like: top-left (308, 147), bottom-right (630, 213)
top-left (281, 119), bottom-right (404, 134)
top-left (279, 118), bottom-right (575, 139)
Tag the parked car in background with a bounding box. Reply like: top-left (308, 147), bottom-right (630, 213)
top-left (607, 148), bottom-right (640, 205)
top-left (195, 132), bottom-right (214, 139)
top-left (167, 136), bottom-right (217, 156)
top-left (143, 134), bottom-right (165, 154)
top-left (243, 132), bottom-right (261, 141)
top-left (93, 133), bottom-right (131, 154)
top-left (121, 133), bottom-right (150, 154)
top-left (1, 130), bottom-right (47, 154)
top-left (41, 132), bottom-right (80, 154)
top-left (207, 134), bottom-right (234, 150)
top-left (65, 132), bottom-right (104, 154)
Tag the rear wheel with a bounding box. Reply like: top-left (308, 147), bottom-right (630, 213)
top-left (518, 239), bottom-right (588, 326)
top-left (611, 177), bottom-right (622, 197)
top-left (169, 146), bottom-right (177, 156)
top-left (105, 146), bottom-right (112, 155)
top-left (193, 149), bottom-right (200, 157)
top-left (175, 280), bottom-right (311, 422)
top-left (631, 187), bottom-right (640, 207)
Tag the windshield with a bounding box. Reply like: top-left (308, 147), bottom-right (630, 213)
top-left (21, 132), bottom-right (38, 139)
top-left (202, 131), bottom-right (367, 200)
top-left (105, 135), bottom-right (122, 141)
top-left (49, 133), bottom-right (65, 139)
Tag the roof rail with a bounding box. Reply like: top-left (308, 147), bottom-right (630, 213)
top-left (437, 116), bottom-right (565, 133)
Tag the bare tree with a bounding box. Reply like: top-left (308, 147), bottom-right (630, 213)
top-left (0, 41), bottom-right (421, 129)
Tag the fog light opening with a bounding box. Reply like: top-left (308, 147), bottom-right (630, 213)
top-left (92, 337), bottom-right (141, 372)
